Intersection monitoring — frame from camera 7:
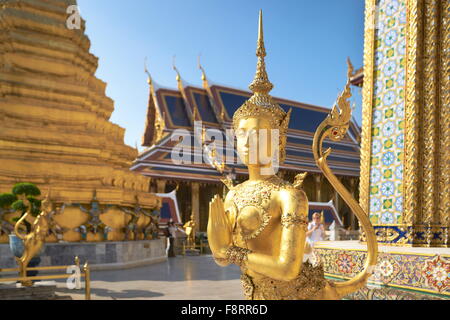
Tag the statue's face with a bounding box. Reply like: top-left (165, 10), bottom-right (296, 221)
top-left (236, 117), bottom-right (278, 167)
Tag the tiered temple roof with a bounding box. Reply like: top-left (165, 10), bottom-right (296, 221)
top-left (132, 67), bottom-right (362, 183)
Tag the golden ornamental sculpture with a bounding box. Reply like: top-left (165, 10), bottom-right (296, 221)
top-left (183, 214), bottom-right (196, 249)
top-left (14, 191), bottom-right (52, 287)
top-left (207, 10), bottom-right (378, 300)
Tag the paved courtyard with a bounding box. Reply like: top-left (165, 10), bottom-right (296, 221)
top-left (55, 255), bottom-right (244, 300)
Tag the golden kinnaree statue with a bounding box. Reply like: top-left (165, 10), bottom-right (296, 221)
top-left (183, 214), bottom-right (196, 248)
top-left (14, 191), bottom-right (52, 286)
top-left (207, 11), bottom-right (378, 300)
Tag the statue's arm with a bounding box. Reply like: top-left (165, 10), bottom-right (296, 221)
top-left (245, 189), bottom-right (308, 281)
top-left (207, 192), bottom-right (234, 267)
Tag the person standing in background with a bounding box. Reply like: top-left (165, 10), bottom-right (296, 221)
top-left (167, 220), bottom-right (177, 257)
top-left (306, 212), bottom-right (325, 247)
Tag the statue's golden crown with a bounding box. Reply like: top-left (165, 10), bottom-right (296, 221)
top-left (232, 10), bottom-right (291, 134)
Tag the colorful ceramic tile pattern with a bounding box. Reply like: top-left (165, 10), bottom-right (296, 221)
top-left (369, 0), bottom-right (406, 225)
top-left (315, 247), bottom-right (450, 297)
top-left (344, 286), bottom-right (445, 300)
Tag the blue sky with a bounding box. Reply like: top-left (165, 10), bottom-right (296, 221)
top-left (77, 0), bottom-right (365, 149)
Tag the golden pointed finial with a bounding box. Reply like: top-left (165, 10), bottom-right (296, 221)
top-left (172, 55), bottom-right (181, 82)
top-left (144, 57), bottom-right (152, 85)
top-left (257, 9), bottom-right (265, 55)
top-left (198, 54), bottom-right (210, 90)
top-left (198, 54), bottom-right (206, 81)
top-left (232, 10), bottom-right (290, 163)
top-left (249, 10), bottom-right (273, 94)
top-left (346, 57), bottom-right (354, 79)
top-left (172, 55), bottom-right (184, 93)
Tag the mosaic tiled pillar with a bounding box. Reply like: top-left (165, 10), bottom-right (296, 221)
top-left (360, 0), bottom-right (449, 246)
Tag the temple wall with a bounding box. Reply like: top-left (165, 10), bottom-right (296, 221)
top-left (315, 241), bottom-right (449, 299)
top-left (360, 0), bottom-right (449, 246)
top-left (367, 0), bottom-right (406, 227)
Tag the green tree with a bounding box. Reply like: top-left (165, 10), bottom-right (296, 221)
top-left (1, 183), bottom-right (42, 233)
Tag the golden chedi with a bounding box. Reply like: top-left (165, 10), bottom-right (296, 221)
top-left (0, 0), bottom-right (160, 242)
top-left (207, 11), bottom-right (377, 300)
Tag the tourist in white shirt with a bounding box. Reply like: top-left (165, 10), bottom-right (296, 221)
top-left (306, 212), bottom-right (325, 247)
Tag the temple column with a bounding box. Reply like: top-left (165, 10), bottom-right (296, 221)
top-left (314, 174), bottom-right (322, 202)
top-left (360, 0), bottom-right (449, 246)
top-left (156, 180), bottom-right (167, 194)
top-left (191, 182), bottom-right (200, 228)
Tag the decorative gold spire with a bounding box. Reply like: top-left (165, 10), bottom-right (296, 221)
top-left (232, 10), bottom-right (291, 164)
top-left (144, 57), bottom-right (155, 95)
top-left (173, 55), bottom-right (197, 123)
top-left (198, 54), bottom-right (210, 90)
top-left (172, 55), bottom-right (183, 92)
top-left (249, 10), bottom-right (274, 94)
top-left (143, 57), bottom-right (165, 145)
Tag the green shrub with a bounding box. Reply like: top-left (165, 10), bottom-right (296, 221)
top-left (2, 183), bottom-right (42, 233)
top-left (12, 183), bottom-right (41, 197)
top-left (0, 193), bottom-right (17, 209)
top-left (11, 197), bottom-right (41, 217)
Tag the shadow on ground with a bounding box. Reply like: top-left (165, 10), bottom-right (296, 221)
top-left (77, 255), bottom-right (241, 283)
top-left (55, 287), bottom-right (164, 299)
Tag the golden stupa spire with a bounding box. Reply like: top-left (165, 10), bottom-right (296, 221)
top-left (249, 10), bottom-right (274, 95)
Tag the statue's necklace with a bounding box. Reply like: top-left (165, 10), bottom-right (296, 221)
top-left (233, 176), bottom-right (286, 240)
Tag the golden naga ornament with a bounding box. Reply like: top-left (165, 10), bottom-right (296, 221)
top-left (14, 190), bottom-right (52, 287)
top-left (207, 10), bottom-right (378, 300)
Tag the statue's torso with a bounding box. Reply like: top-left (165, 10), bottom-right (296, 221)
top-left (224, 176), bottom-right (328, 300)
top-left (225, 176), bottom-right (289, 277)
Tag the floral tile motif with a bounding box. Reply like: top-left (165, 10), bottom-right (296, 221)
top-left (375, 253), bottom-right (402, 284)
top-left (369, 0), bottom-right (406, 224)
top-left (336, 253), bottom-right (356, 274)
top-left (423, 255), bottom-right (449, 293)
top-left (345, 286), bottom-right (446, 300)
top-left (315, 247), bottom-right (450, 297)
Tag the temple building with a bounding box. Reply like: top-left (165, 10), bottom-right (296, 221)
top-left (131, 63), bottom-right (363, 232)
top-left (313, 0), bottom-right (450, 300)
top-left (0, 0), bottom-right (161, 243)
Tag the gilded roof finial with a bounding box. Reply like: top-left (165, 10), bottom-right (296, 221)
top-left (172, 55), bottom-right (183, 91)
top-left (346, 57), bottom-right (355, 79)
top-left (144, 57), bottom-right (158, 97)
top-left (198, 54), bottom-right (209, 89)
top-left (249, 10), bottom-right (274, 95)
top-left (173, 55), bottom-right (197, 123)
top-left (144, 57), bottom-right (152, 86)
